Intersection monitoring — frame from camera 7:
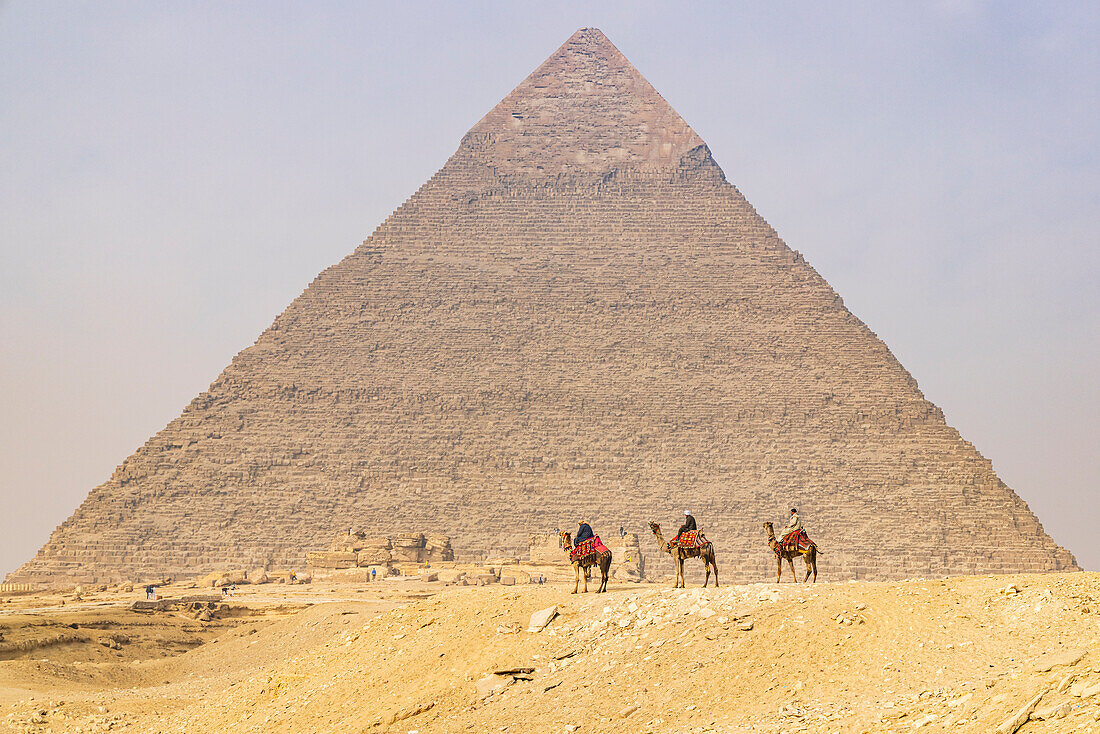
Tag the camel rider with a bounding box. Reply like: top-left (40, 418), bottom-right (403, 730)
top-left (676, 511), bottom-right (697, 543)
top-left (780, 508), bottom-right (803, 547)
top-left (575, 520), bottom-right (594, 545)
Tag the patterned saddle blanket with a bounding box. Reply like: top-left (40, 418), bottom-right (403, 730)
top-left (673, 530), bottom-right (709, 549)
top-left (570, 536), bottom-right (609, 562)
top-left (778, 529), bottom-right (813, 554)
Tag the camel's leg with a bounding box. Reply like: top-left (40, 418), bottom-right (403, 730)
top-left (787, 557), bottom-right (797, 582)
top-left (811, 550), bottom-right (818, 583)
top-left (703, 560), bottom-right (711, 588)
top-left (803, 553), bottom-right (811, 583)
top-left (582, 563), bottom-right (589, 593)
top-left (776, 555), bottom-right (782, 583)
top-left (571, 564), bottom-right (579, 594)
top-left (710, 554), bottom-right (719, 588)
top-left (676, 555), bottom-right (685, 588)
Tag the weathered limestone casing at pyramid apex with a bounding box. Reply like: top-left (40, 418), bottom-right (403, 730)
top-left (9, 28), bottom-right (1077, 585)
top-left (459, 28), bottom-right (708, 178)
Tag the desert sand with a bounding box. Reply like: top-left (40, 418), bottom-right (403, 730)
top-left (2, 568), bottom-right (1099, 734)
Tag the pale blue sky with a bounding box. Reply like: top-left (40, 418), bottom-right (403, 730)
top-left (2, 1), bottom-right (1097, 575)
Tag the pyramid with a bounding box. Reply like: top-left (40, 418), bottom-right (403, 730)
top-left (11, 29), bottom-right (1076, 584)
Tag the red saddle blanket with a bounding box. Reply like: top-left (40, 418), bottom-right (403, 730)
top-left (673, 530), bottom-right (709, 548)
top-left (570, 536), bottom-right (609, 561)
top-left (778, 529), bottom-right (813, 553)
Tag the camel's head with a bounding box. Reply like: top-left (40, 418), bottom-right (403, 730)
top-left (648, 522), bottom-right (671, 553)
top-left (763, 521), bottom-right (773, 531)
top-left (559, 530), bottom-right (572, 550)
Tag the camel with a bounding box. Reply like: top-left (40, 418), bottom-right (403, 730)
top-left (764, 521), bottom-right (819, 583)
top-left (559, 531), bottom-right (611, 594)
top-left (648, 521), bottom-right (719, 588)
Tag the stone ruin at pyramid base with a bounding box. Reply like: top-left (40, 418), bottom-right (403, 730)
top-left (8, 28), bottom-right (1077, 587)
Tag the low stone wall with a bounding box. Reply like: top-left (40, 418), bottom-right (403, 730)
top-left (611, 533), bottom-right (645, 581)
top-left (528, 533), bottom-right (562, 564)
top-left (310, 530), bottom-right (454, 573)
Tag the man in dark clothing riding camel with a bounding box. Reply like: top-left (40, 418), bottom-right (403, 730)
top-left (575, 520), bottom-right (594, 544)
top-left (674, 510), bottom-right (697, 544)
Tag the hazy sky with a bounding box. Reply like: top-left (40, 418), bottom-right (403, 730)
top-left (2, 2), bottom-right (1096, 576)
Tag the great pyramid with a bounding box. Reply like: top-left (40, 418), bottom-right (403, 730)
top-left (11, 28), bottom-right (1077, 584)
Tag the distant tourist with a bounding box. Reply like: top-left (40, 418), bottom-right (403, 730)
top-left (145, 584), bottom-right (155, 600)
top-left (619, 524), bottom-right (625, 538)
top-left (370, 567), bottom-right (377, 581)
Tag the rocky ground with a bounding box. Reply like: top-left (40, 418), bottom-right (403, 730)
top-left (2, 571), bottom-right (1098, 733)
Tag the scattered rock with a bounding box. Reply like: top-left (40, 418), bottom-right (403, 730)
top-left (528, 606), bottom-right (559, 633)
top-left (618, 703), bottom-right (640, 718)
top-left (386, 701), bottom-right (434, 725)
top-left (995, 690), bottom-right (1046, 734)
top-left (475, 674), bottom-right (512, 699)
top-left (738, 620), bottom-right (754, 631)
top-left (947, 692), bottom-right (972, 707)
top-left (911, 713), bottom-right (936, 728)
top-left (1030, 701), bottom-right (1071, 721)
top-left (1033, 648), bottom-right (1087, 672)
top-left (493, 667), bottom-right (534, 681)
top-left (1073, 681), bottom-right (1100, 699)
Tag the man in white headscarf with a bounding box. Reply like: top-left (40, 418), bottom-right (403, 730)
top-left (675, 511), bottom-right (697, 543)
top-left (780, 508), bottom-right (803, 548)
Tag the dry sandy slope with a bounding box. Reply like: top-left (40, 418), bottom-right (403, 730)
top-left (4, 573), bottom-right (1100, 733)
